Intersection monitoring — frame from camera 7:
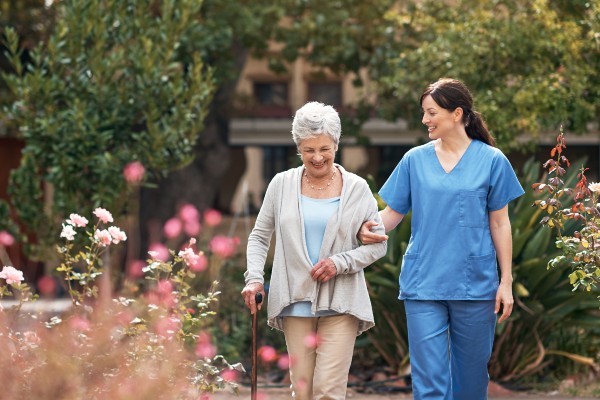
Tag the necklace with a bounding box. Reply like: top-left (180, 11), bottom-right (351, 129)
top-left (304, 169), bottom-right (336, 191)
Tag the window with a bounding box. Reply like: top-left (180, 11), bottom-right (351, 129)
top-left (308, 82), bottom-right (342, 107)
top-left (254, 82), bottom-right (288, 107)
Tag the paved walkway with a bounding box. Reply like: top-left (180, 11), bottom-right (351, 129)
top-left (211, 385), bottom-right (590, 399)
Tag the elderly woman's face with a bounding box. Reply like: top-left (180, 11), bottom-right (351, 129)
top-left (298, 134), bottom-right (337, 178)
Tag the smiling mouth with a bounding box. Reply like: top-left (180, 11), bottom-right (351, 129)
top-left (427, 126), bottom-right (436, 132)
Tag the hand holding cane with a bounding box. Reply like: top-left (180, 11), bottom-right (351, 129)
top-left (251, 292), bottom-right (263, 400)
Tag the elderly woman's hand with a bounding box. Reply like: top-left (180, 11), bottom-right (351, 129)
top-left (311, 258), bottom-right (337, 283)
top-left (357, 220), bottom-right (388, 244)
top-left (241, 282), bottom-right (265, 314)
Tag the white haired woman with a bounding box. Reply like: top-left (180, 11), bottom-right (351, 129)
top-left (241, 102), bottom-right (387, 399)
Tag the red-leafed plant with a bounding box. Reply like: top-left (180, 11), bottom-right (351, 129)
top-left (532, 129), bottom-right (600, 296)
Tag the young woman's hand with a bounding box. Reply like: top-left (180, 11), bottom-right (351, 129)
top-left (495, 280), bottom-right (514, 323)
top-left (357, 220), bottom-right (388, 244)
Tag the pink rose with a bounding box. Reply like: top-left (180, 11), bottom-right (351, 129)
top-left (163, 218), bottom-right (182, 239)
top-left (37, 275), bottom-right (57, 296)
top-left (0, 231), bottom-right (15, 247)
top-left (107, 226), bottom-right (127, 244)
top-left (155, 316), bottom-right (181, 338)
top-left (93, 207), bottom-right (114, 224)
top-left (0, 266), bottom-right (24, 285)
top-left (258, 345), bottom-right (278, 363)
top-left (190, 253), bottom-right (208, 272)
top-left (94, 229), bottom-right (112, 247)
top-left (148, 242), bottom-right (170, 261)
top-left (277, 353), bottom-right (291, 370)
top-left (123, 161), bottom-right (145, 184)
top-left (178, 203), bottom-right (199, 223)
top-left (195, 342), bottom-right (217, 359)
top-left (221, 369), bottom-right (239, 382)
top-left (127, 259), bottom-right (146, 279)
top-left (66, 213), bottom-right (88, 227)
top-left (69, 316), bottom-right (91, 331)
top-left (178, 247), bottom-right (200, 268)
top-left (209, 235), bottom-right (238, 259)
top-left (304, 332), bottom-right (321, 349)
top-left (184, 219), bottom-right (201, 237)
top-left (203, 209), bottom-right (222, 227)
top-left (60, 224), bottom-right (77, 241)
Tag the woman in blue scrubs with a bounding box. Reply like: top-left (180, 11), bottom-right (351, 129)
top-left (359, 78), bottom-right (524, 400)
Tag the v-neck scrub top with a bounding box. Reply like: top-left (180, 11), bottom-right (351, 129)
top-left (379, 140), bottom-right (524, 300)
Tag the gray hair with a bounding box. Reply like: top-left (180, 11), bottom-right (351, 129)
top-left (291, 101), bottom-right (341, 146)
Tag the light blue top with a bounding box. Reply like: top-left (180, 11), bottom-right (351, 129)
top-left (379, 140), bottom-right (524, 300)
top-left (279, 195), bottom-right (340, 317)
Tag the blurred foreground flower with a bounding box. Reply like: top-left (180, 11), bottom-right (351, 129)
top-left (123, 161), bottom-right (146, 184)
top-left (0, 208), bottom-right (243, 398)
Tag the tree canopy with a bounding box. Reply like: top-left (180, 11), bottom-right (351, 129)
top-left (372, 0), bottom-right (599, 151)
top-left (1, 0), bottom-right (598, 257)
top-left (1, 0), bottom-right (214, 256)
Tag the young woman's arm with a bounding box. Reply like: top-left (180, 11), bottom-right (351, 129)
top-left (489, 205), bottom-right (514, 323)
top-left (357, 206), bottom-right (405, 244)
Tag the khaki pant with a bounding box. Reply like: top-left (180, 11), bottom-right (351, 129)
top-left (282, 315), bottom-right (359, 400)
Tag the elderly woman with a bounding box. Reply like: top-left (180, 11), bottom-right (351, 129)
top-left (241, 101), bottom-right (387, 400)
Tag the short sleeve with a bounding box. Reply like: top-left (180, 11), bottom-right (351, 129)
top-left (487, 152), bottom-right (525, 211)
top-left (379, 155), bottom-right (411, 214)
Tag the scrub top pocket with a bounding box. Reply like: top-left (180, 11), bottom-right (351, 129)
top-left (459, 190), bottom-right (487, 228)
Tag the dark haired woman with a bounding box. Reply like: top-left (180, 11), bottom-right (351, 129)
top-left (359, 78), bottom-right (524, 399)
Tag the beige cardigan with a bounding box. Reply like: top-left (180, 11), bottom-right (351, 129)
top-left (244, 164), bottom-right (387, 335)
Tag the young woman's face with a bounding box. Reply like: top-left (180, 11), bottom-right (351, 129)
top-left (421, 94), bottom-right (460, 140)
top-left (298, 134), bottom-right (337, 178)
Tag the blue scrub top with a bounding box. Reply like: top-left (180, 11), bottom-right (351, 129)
top-left (379, 139), bottom-right (524, 300)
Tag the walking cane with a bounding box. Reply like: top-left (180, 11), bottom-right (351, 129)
top-left (251, 292), bottom-right (263, 400)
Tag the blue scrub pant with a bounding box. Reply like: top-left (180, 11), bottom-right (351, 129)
top-left (404, 300), bottom-right (496, 400)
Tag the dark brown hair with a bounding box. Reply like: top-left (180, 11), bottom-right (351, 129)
top-left (420, 78), bottom-right (495, 147)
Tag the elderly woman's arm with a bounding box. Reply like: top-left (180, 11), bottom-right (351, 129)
top-left (241, 177), bottom-right (278, 313)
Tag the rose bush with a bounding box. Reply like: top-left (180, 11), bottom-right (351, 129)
top-left (0, 208), bottom-right (243, 399)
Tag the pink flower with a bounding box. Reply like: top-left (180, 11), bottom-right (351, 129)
top-left (37, 275), bottom-right (57, 296)
top-left (277, 353), bottom-right (291, 370)
top-left (221, 369), bottom-right (239, 382)
top-left (184, 219), bottom-right (201, 236)
top-left (163, 218), bottom-right (182, 239)
top-left (60, 224), bottom-right (77, 241)
top-left (147, 279), bottom-right (176, 308)
top-left (148, 242), bottom-right (170, 261)
top-left (155, 316), bottom-right (181, 338)
top-left (178, 203), bottom-right (199, 222)
top-left (258, 345), bottom-right (278, 363)
top-left (0, 231), bottom-right (15, 247)
top-left (195, 342), bottom-right (217, 359)
top-left (123, 161), bottom-right (145, 183)
top-left (190, 253), bottom-right (208, 272)
top-left (589, 182), bottom-right (600, 194)
top-left (178, 247), bottom-right (200, 268)
top-left (157, 279), bottom-right (174, 296)
top-left (127, 259), bottom-right (146, 279)
top-left (209, 235), bottom-right (238, 259)
top-left (69, 316), bottom-right (91, 331)
top-left (93, 207), bottom-right (114, 224)
top-left (304, 332), bottom-right (321, 349)
top-left (94, 229), bottom-right (112, 247)
top-left (0, 266), bottom-right (24, 285)
top-left (203, 209), bottom-right (222, 227)
top-left (107, 226), bottom-right (127, 244)
top-left (66, 213), bottom-right (88, 227)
